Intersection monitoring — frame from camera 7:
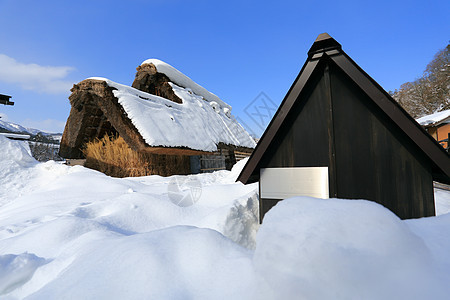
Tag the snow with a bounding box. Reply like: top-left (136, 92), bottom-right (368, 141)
top-left (0, 137), bottom-right (259, 298)
top-left (0, 119), bottom-right (39, 135)
top-left (0, 253), bottom-right (47, 295)
top-left (140, 59), bottom-right (230, 111)
top-left (1, 136), bottom-right (450, 299)
top-left (416, 109), bottom-right (450, 126)
top-left (435, 188), bottom-right (450, 215)
top-left (23, 227), bottom-right (258, 300)
top-left (88, 77), bottom-right (256, 151)
top-left (255, 197), bottom-right (448, 299)
top-left (406, 214), bottom-right (450, 279)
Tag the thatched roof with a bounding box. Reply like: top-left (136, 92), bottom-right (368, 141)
top-left (59, 60), bottom-right (256, 159)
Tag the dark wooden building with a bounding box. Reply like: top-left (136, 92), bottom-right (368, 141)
top-left (0, 94), bottom-right (14, 106)
top-left (237, 33), bottom-right (450, 221)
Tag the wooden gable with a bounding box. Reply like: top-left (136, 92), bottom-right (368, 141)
top-left (238, 33), bottom-right (450, 220)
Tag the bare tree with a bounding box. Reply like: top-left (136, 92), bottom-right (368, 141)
top-left (391, 43), bottom-right (449, 118)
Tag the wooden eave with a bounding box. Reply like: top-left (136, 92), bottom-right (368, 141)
top-left (141, 146), bottom-right (210, 156)
top-left (0, 94), bottom-right (14, 106)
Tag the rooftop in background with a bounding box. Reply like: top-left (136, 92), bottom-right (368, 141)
top-left (416, 110), bottom-right (450, 127)
top-left (0, 132), bottom-right (30, 140)
top-left (0, 94), bottom-right (14, 106)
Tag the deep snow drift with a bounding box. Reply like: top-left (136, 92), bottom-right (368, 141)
top-left (1, 136), bottom-right (450, 299)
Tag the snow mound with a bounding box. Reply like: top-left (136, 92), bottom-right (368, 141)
top-left (254, 197), bottom-right (448, 299)
top-left (141, 58), bottom-right (230, 110)
top-left (228, 157), bottom-right (249, 182)
top-left (0, 135), bottom-right (35, 168)
top-left (0, 253), bottom-right (47, 295)
top-left (2, 136), bottom-right (450, 299)
top-left (24, 227), bottom-right (257, 299)
top-left (406, 213), bottom-right (450, 278)
top-left (0, 136), bottom-right (38, 205)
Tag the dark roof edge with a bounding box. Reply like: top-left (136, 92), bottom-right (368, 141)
top-left (238, 34), bottom-right (340, 184)
top-left (236, 58), bottom-right (321, 184)
top-left (329, 53), bottom-right (450, 179)
top-left (308, 33), bottom-right (342, 58)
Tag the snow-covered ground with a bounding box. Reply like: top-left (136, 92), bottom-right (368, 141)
top-left (1, 135), bottom-right (450, 299)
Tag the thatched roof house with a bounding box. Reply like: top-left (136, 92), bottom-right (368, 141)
top-left (59, 59), bottom-right (256, 176)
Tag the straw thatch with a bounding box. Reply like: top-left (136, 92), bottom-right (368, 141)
top-left (132, 63), bottom-right (182, 103)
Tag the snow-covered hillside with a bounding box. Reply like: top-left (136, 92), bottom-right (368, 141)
top-left (0, 119), bottom-right (61, 141)
top-left (1, 136), bottom-right (450, 299)
top-left (0, 119), bottom-right (44, 136)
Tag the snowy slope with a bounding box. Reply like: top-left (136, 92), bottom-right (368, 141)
top-left (1, 136), bottom-right (450, 299)
top-left (0, 119), bottom-right (61, 139)
top-left (0, 119), bottom-right (41, 135)
top-left (89, 77), bottom-right (256, 151)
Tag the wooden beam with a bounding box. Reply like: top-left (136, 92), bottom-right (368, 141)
top-left (0, 94), bottom-right (14, 106)
top-left (140, 146), bottom-right (211, 156)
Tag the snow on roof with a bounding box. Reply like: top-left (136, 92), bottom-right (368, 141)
top-left (140, 59), bottom-right (231, 111)
top-left (0, 132), bottom-right (30, 140)
top-left (416, 109), bottom-right (450, 126)
top-left (90, 77), bottom-right (256, 151)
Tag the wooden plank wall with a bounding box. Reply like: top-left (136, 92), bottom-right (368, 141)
top-left (330, 63), bottom-right (435, 219)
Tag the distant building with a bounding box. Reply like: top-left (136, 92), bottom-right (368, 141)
top-left (238, 33), bottom-right (450, 221)
top-left (0, 94), bottom-right (14, 106)
top-left (416, 110), bottom-right (450, 151)
top-left (0, 94), bottom-right (22, 140)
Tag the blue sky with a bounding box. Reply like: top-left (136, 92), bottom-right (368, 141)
top-left (0, 0), bottom-right (448, 135)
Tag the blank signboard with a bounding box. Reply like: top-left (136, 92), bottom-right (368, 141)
top-left (260, 167), bottom-right (329, 199)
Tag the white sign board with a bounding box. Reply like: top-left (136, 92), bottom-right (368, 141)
top-left (260, 167), bottom-right (329, 199)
